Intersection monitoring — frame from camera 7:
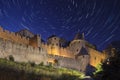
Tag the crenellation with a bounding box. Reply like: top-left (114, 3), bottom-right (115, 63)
top-left (0, 26), bottom-right (3, 31)
top-left (0, 28), bottom-right (29, 45)
top-left (4, 30), bottom-right (10, 34)
top-left (0, 27), bottom-right (109, 74)
top-left (0, 34), bottom-right (47, 63)
top-left (27, 38), bottom-right (29, 40)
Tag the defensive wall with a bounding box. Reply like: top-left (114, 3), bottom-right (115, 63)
top-left (0, 37), bottom-right (47, 64)
top-left (0, 26), bottom-right (108, 74)
top-left (47, 54), bottom-right (89, 73)
top-left (0, 27), bottom-right (29, 45)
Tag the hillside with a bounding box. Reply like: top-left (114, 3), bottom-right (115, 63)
top-left (0, 58), bottom-right (85, 80)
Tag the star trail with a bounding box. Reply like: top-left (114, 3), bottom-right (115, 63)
top-left (0, 0), bottom-right (120, 50)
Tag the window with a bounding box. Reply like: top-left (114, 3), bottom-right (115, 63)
top-left (54, 38), bottom-right (56, 40)
top-left (52, 44), bottom-right (54, 46)
top-left (95, 57), bottom-right (96, 60)
top-left (56, 43), bottom-right (58, 46)
top-left (76, 49), bottom-right (79, 52)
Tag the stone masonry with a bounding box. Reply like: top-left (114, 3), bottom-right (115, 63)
top-left (0, 26), bottom-right (108, 74)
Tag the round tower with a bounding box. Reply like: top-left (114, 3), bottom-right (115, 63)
top-left (69, 33), bottom-right (86, 55)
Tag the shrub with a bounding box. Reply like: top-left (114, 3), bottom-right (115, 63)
top-left (9, 55), bottom-right (14, 61)
top-left (39, 62), bottom-right (44, 66)
top-left (29, 61), bottom-right (35, 67)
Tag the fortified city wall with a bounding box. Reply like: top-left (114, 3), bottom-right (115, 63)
top-left (0, 37), bottom-right (47, 64)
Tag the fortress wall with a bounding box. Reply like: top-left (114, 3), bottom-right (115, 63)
top-left (0, 37), bottom-right (47, 64)
top-left (41, 38), bottom-right (75, 58)
top-left (58, 56), bottom-right (89, 72)
top-left (42, 43), bottom-right (75, 58)
top-left (48, 55), bottom-right (89, 73)
top-left (42, 43), bottom-right (52, 54)
top-left (88, 48), bottom-right (106, 67)
top-left (0, 27), bottom-right (29, 45)
top-left (29, 35), bottom-right (40, 47)
top-left (59, 47), bottom-right (74, 58)
top-left (42, 42), bottom-right (71, 57)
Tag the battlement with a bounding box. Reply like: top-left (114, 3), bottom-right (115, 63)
top-left (0, 37), bottom-right (47, 64)
top-left (0, 26), bottom-right (108, 71)
top-left (0, 26), bottom-right (29, 45)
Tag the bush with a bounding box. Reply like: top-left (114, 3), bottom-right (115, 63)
top-left (9, 55), bottom-right (14, 61)
top-left (29, 61), bottom-right (35, 67)
top-left (39, 62), bottom-right (44, 66)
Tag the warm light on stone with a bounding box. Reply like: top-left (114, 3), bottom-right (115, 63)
top-left (0, 26), bottom-right (108, 73)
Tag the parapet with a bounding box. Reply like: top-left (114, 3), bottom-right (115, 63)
top-left (0, 26), bottom-right (29, 45)
top-left (0, 26), bottom-right (3, 31)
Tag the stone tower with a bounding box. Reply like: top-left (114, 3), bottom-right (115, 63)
top-left (69, 33), bottom-right (90, 73)
top-left (47, 35), bottom-right (60, 55)
top-left (16, 29), bottom-right (41, 47)
top-left (74, 33), bottom-right (84, 40)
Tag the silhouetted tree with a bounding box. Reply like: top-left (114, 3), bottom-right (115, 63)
top-left (94, 50), bottom-right (120, 80)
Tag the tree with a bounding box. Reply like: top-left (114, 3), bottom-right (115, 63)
top-left (94, 51), bottom-right (120, 80)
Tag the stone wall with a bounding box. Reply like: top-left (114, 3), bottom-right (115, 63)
top-left (42, 38), bottom-right (107, 68)
top-left (42, 43), bottom-right (74, 58)
top-left (0, 27), bottom-right (29, 45)
top-left (88, 48), bottom-right (106, 67)
top-left (0, 38), bottom-right (47, 64)
top-left (48, 54), bottom-right (90, 73)
top-left (0, 26), bottom-right (108, 71)
top-left (16, 29), bottom-right (34, 38)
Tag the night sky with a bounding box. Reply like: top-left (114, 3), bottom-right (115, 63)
top-left (0, 0), bottom-right (120, 50)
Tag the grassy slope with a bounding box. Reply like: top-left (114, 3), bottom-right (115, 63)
top-left (0, 58), bottom-right (85, 80)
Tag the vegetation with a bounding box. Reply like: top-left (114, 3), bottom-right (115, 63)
top-left (94, 50), bottom-right (120, 80)
top-left (0, 58), bottom-right (85, 80)
top-left (93, 63), bottom-right (103, 75)
top-left (9, 55), bottom-right (14, 61)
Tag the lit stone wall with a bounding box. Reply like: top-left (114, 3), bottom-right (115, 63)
top-left (47, 54), bottom-right (90, 73)
top-left (47, 36), bottom-right (60, 55)
top-left (42, 43), bottom-right (75, 58)
top-left (0, 26), bottom-right (108, 70)
top-left (69, 40), bottom-right (85, 55)
top-left (0, 27), bottom-right (29, 45)
top-left (0, 38), bottom-right (47, 64)
top-left (88, 48), bottom-right (106, 67)
top-left (43, 38), bottom-right (107, 68)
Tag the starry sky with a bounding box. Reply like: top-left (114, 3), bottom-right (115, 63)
top-left (0, 0), bottom-right (120, 50)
